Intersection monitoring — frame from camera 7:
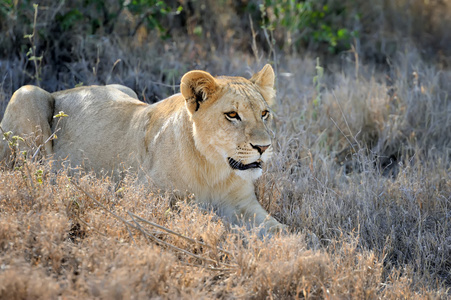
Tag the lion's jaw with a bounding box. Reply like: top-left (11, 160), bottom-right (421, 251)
top-left (192, 127), bottom-right (271, 182)
top-left (230, 146), bottom-right (273, 179)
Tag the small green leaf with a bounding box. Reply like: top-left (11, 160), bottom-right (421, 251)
top-left (193, 26), bottom-right (202, 36)
top-left (3, 131), bottom-right (12, 140)
top-left (12, 136), bottom-right (25, 142)
top-left (53, 111), bottom-right (69, 118)
top-left (337, 28), bottom-right (348, 39)
top-left (29, 56), bottom-right (43, 62)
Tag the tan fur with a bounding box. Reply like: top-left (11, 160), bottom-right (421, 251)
top-left (0, 65), bottom-right (285, 233)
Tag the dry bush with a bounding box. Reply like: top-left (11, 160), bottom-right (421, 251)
top-left (253, 52), bottom-right (450, 294)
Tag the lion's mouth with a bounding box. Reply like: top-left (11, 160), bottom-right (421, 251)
top-left (228, 157), bottom-right (262, 170)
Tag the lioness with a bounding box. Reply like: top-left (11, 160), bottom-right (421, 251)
top-left (0, 65), bottom-right (284, 233)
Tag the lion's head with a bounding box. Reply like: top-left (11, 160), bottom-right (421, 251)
top-left (180, 65), bottom-right (276, 181)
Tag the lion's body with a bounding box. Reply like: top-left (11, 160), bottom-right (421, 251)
top-left (0, 65), bottom-right (284, 232)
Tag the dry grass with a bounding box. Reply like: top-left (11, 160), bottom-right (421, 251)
top-left (1, 1), bottom-right (451, 298)
top-left (0, 158), bottom-right (447, 299)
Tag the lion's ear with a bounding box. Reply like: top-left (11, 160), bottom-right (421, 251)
top-left (181, 70), bottom-right (219, 114)
top-left (250, 64), bottom-right (276, 106)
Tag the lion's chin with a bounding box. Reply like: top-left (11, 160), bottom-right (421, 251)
top-left (227, 157), bottom-right (262, 171)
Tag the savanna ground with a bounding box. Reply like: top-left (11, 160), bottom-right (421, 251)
top-left (0, 1), bottom-right (450, 298)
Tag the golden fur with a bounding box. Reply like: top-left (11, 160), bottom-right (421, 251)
top-left (0, 65), bottom-right (284, 233)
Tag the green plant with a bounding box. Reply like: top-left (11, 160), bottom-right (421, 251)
top-left (310, 57), bottom-right (324, 121)
top-left (313, 57), bottom-right (324, 107)
top-left (260, 0), bottom-right (357, 53)
top-left (127, 0), bottom-right (183, 38)
top-left (23, 4), bottom-right (42, 85)
top-left (53, 0), bottom-right (182, 37)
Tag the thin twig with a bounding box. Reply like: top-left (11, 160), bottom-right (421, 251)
top-left (331, 90), bottom-right (360, 150)
top-left (75, 215), bottom-right (107, 237)
top-left (127, 211), bottom-right (151, 244)
top-left (32, 128), bottom-right (60, 160)
top-left (71, 180), bottom-right (137, 245)
top-left (129, 212), bottom-right (232, 256)
top-left (179, 261), bottom-right (235, 272)
top-left (249, 14), bottom-right (261, 65)
top-left (330, 117), bottom-right (356, 154)
top-left (71, 180), bottom-right (231, 267)
top-left (23, 162), bottom-right (36, 200)
top-left (136, 224), bottom-right (219, 266)
top-left (125, 224), bottom-right (137, 246)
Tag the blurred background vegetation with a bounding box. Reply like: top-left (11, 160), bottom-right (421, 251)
top-left (1, 0), bottom-right (451, 97)
top-left (0, 1), bottom-right (450, 295)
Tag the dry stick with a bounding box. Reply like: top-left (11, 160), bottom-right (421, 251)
top-left (180, 261), bottom-right (236, 272)
top-left (129, 216), bottom-right (221, 267)
top-left (71, 180), bottom-right (230, 268)
top-left (331, 90), bottom-right (361, 151)
top-left (127, 211), bottom-right (151, 244)
top-left (330, 117), bottom-right (356, 154)
top-left (32, 128), bottom-right (61, 160)
top-left (75, 215), bottom-right (107, 237)
top-left (262, 26), bottom-right (278, 85)
top-left (29, 4), bottom-right (40, 85)
top-left (130, 213), bottom-right (236, 269)
top-left (71, 181), bottom-right (137, 245)
top-left (129, 212), bottom-right (232, 256)
top-left (33, 115), bottom-right (66, 160)
top-left (125, 223), bottom-right (138, 246)
top-left (249, 14), bottom-right (261, 65)
top-left (23, 162), bottom-right (36, 200)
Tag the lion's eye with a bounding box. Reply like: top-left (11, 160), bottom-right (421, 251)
top-left (225, 111), bottom-right (241, 121)
top-left (262, 110), bottom-right (270, 119)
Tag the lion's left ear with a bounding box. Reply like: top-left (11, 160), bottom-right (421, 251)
top-left (250, 64), bottom-right (276, 106)
top-left (181, 70), bottom-right (219, 115)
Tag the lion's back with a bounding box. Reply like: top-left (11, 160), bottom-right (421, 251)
top-left (51, 86), bottom-right (149, 175)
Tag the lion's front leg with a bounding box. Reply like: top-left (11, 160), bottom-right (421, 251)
top-left (226, 189), bottom-right (286, 234)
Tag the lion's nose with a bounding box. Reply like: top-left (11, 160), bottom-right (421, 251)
top-left (251, 143), bottom-right (270, 155)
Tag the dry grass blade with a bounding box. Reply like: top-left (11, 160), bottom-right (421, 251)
top-left (130, 219), bottom-right (227, 268)
top-left (75, 215), bottom-right (107, 237)
top-left (129, 211), bottom-right (233, 256)
top-left (127, 211), bottom-right (151, 244)
top-left (71, 180), bottom-right (132, 226)
top-left (127, 211), bottom-right (233, 268)
top-left (31, 128), bottom-right (60, 160)
top-left (70, 180), bottom-right (236, 269)
top-left (71, 180), bottom-right (139, 244)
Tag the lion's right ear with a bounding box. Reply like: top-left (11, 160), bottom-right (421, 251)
top-left (181, 70), bottom-right (219, 115)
